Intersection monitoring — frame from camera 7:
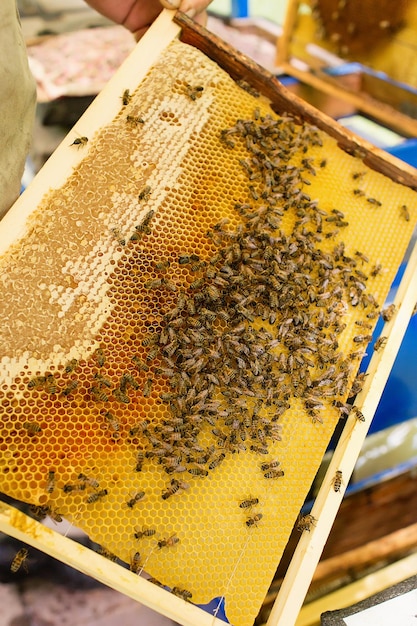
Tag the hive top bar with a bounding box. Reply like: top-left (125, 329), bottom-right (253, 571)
top-left (0, 38), bottom-right (416, 626)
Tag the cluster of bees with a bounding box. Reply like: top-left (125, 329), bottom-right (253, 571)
top-left (27, 107), bottom-right (385, 515)
top-left (19, 95), bottom-right (396, 597)
top-left (310, 0), bottom-right (406, 56)
top-left (104, 109), bottom-right (388, 522)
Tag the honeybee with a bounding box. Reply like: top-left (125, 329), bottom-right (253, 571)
top-left (208, 452), bottom-right (225, 470)
top-left (190, 278), bottom-right (204, 290)
top-left (63, 482), bottom-right (86, 493)
top-left (367, 197), bottom-right (382, 207)
top-left (102, 411), bottom-right (118, 434)
top-left (155, 259), bottom-right (171, 272)
top-left (120, 372), bottom-right (139, 391)
top-left (27, 375), bottom-right (46, 389)
top-left (161, 479), bottom-right (180, 500)
top-left (157, 534), bottom-right (180, 548)
top-left (347, 349), bottom-right (366, 362)
top-left (126, 114), bottom-right (144, 126)
top-left (44, 374), bottom-right (57, 394)
top-left (332, 470), bottom-right (343, 492)
top-left (132, 355), bottom-right (150, 372)
top-left (136, 209), bottom-right (155, 232)
top-left (138, 186), bottom-right (152, 201)
top-left (135, 451), bottom-right (145, 472)
top-left (29, 505), bottom-right (51, 520)
top-left (350, 405), bottom-right (365, 422)
top-left (264, 469), bottom-right (285, 479)
top-left (220, 129), bottom-right (235, 149)
top-left (354, 250), bottom-right (369, 263)
top-left (172, 587), bottom-right (192, 601)
top-left (401, 204), bottom-right (410, 221)
top-left (301, 157), bottom-right (316, 176)
top-left (95, 372), bottom-right (112, 388)
top-left (260, 460), bottom-right (280, 472)
top-left (374, 336), bottom-right (387, 351)
top-left (65, 359), bottom-right (79, 373)
top-left (353, 334), bottom-right (372, 344)
top-left (134, 526), bottom-right (156, 539)
top-left (161, 478), bottom-right (189, 499)
top-left (130, 231), bottom-right (142, 242)
top-left (164, 278), bottom-right (177, 293)
top-left (97, 546), bottom-right (118, 561)
top-left (297, 513), bottom-right (316, 532)
top-left (110, 227), bottom-right (125, 245)
top-left (185, 84), bottom-right (204, 100)
top-left (370, 263), bottom-right (383, 277)
top-left (188, 467), bottom-right (208, 477)
top-left (130, 551), bottom-right (142, 574)
top-left (91, 385), bottom-right (108, 402)
top-left (250, 444), bottom-right (269, 455)
top-left (355, 320), bottom-right (372, 329)
top-left (205, 284), bottom-right (220, 300)
top-left (235, 79), bottom-right (259, 97)
top-left (10, 548), bottom-right (29, 573)
top-left (145, 278), bottom-right (163, 290)
top-left (62, 380), bottom-right (78, 396)
top-left (126, 491), bottom-right (145, 508)
top-left (30, 505), bottom-right (63, 523)
top-left (143, 378), bottom-right (153, 397)
top-left (86, 489), bottom-right (108, 504)
top-left (95, 348), bottom-right (106, 367)
top-left (239, 497), bottom-right (259, 509)
top-left (113, 389), bottom-right (129, 404)
top-left (22, 421), bottom-right (41, 436)
top-left (381, 304), bottom-right (396, 322)
top-left (46, 470), bottom-right (55, 494)
top-left (121, 89), bottom-right (131, 105)
top-left (78, 473), bottom-right (99, 488)
top-left (70, 136), bottom-right (88, 148)
top-left (246, 513), bottom-right (263, 528)
top-left (147, 346), bottom-right (159, 361)
top-left (129, 421), bottom-right (149, 437)
top-left (349, 373), bottom-right (368, 398)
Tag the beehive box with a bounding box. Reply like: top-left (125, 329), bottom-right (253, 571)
top-left (276, 0), bottom-right (417, 136)
top-left (1, 10), bottom-right (417, 626)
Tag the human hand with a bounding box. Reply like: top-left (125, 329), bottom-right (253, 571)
top-left (159, 0), bottom-right (210, 24)
top-left (85, 0), bottom-right (212, 40)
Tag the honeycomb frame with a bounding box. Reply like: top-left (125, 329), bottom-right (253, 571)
top-left (1, 10), bottom-right (417, 626)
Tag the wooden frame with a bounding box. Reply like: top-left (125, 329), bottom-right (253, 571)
top-left (275, 0), bottom-right (417, 138)
top-left (1, 9), bottom-right (417, 626)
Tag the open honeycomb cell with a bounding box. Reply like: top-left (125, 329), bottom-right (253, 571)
top-left (0, 39), bottom-right (417, 626)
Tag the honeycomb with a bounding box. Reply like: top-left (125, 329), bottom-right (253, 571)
top-left (1, 39), bottom-right (417, 626)
top-left (290, 1), bottom-right (417, 91)
top-left (310, 0), bottom-right (409, 56)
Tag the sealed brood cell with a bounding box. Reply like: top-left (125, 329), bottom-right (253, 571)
top-left (0, 39), bottom-right (417, 626)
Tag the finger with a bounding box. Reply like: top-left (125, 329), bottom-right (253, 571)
top-left (178, 0), bottom-right (212, 13)
top-left (133, 25), bottom-right (151, 42)
top-left (192, 9), bottom-right (207, 26)
top-left (159, 0), bottom-right (181, 9)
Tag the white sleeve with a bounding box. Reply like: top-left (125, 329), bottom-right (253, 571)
top-left (0, 0), bottom-right (36, 218)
